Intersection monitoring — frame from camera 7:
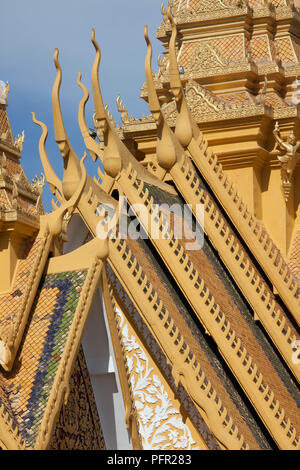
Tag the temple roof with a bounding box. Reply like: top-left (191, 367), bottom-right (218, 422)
top-left (0, 3), bottom-right (299, 451)
top-left (0, 88), bottom-right (44, 223)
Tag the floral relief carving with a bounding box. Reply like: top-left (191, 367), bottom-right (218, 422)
top-left (107, 266), bottom-right (220, 450)
top-left (116, 310), bottom-right (199, 450)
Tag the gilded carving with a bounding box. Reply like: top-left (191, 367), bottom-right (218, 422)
top-left (49, 349), bottom-right (106, 450)
top-left (273, 121), bottom-right (300, 202)
top-left (115, 308), bottom-right (200, 450)
top-left (13, 131), bottom-right (25, 152)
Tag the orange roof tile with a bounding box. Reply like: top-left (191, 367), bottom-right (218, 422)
top-left (178, 42), bottom-right (199, 68)
top-left (218, 91), bottom-right (254, 105)
top-left (276, 38), bottom-right (297, 65)
top-left (250, 36), bottom-right (271, 63)
top-left (211, 36), bottom-right (244, 61)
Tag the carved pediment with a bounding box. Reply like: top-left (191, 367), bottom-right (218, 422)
top-left (193, 0), bottom-right (243, 13)
top-left (172, 0), bottom-right (249, 24)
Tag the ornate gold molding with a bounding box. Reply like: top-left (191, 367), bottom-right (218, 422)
top-left (35, 238), bottom-right (107, 449)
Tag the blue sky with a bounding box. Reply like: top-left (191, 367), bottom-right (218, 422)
top-left (2, 0), bottom-right (165, 211)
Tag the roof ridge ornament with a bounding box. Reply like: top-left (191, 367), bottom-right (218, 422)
top-left (52, 49), bottom-right (82, 199)
top-left (167, 4), bottom-right (194, 148)
top-left (32, 113), bottom-right (63, 201)
top-left (91, 28), bottom-right (122, 178)
top-left (77, 72), bottom-right (100, 162)
top-left (144, 24), bottom-right (177, 170)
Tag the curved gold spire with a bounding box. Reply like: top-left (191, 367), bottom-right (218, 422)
top-left (91, 29), bottom-right (106, 123)
top-left (144, 24), bottom-right (176, 170)
top-left (91, 28), bottom-right (122, 178)
top-left (53, 49), bottom-right (70, 145)
top-left (52, 49), bottom-right (82, 199)
top-left (77, 72), bottom-right (100, 162)
top-left (31, 112), bottom-right (63, 200)
top-left (167, 5), bottom-right (193, 148)
top-left (144, 25), bottom-right (161, 121)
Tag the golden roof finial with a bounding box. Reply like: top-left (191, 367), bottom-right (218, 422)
top-left (144, 25), bottom-right (162, 121)
top-left (77, 72), bottom-right (99, 162)
top-left (52, 49), bottom-right (82, 199)
top-left (91, 28), bottom-right (122, 178)
top-left (116, 93), bottom-right (129, 124)
top-left (32, 112), bottom-right (63, 200)
top-left (52, 49), bottom-right (68, 144)
top-left (144, 24), bottom-right (176, 170)
top-left (167, 5), bottom-right (193, 148)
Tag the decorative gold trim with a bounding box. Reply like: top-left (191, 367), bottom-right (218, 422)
top-left (0, 403), bottom-right (25, 450)
top-left (34, 238), bottom-right (106, 449)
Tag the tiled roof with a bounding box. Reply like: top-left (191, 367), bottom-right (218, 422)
top-left (211, 36), bottom-right (244, 61)
top-left (0, 154), bottom-right (42, 215)
top-left (0, 237), bottom-right (44, 340)
top-left (250, 36), bottom-right (271, 63)
top-left (148, 181), bottom-right (300, 429)
top-left (218, 91), bottom-right (254, 105)
top-left (177, 35), bottom-right (244, 72)
top-left (264, 92), bottom-right (288, 107)
top-left (276, 38), bottom-right (297, 65)
top-left (107, 254), bottom-right (265, 450)
top-left (178, 43), bottom-right (199, 68)
top-left (0, 268), bottom-right (88, 448)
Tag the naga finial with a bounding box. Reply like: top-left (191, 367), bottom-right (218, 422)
top-left (77, 72), bottom-right (99, 162)
top-left (144, 25), bottom-right (162, 125)
top-left (52, 49), bottom-right (82, 199)
top-left (167, 5), bottom-right (193, 147)
top-left (32, 112), bottom-right (63, 200)
top-left (91, 28), bottom-right (122, 178)
top-left (53, 49), bottom-right (68, 147)
top-left (116, 93), bottom-right (129, 124)
top-left (144, 24), bottom-right (176, 170)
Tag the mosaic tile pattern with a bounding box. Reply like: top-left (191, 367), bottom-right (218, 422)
top-left (211, 36), bottom-right (244, 62)
top-left (291, 38), bottom-right (300, 63)
top-left (250, 36), bottom-right (271, 63)
top-left (178, 43), bottom-right (199, 68)
top-left (141, 182), bottom-right (300, 435)
top-left (0, 268), bottom-right (87, 448)
top-left (218, 92), bottom-right (253, 105)
top-left (0, 237), bottom-right (43, 340)
top-left (275, 38), bottom-right (297, 64)
top-left (264, 92), bottom-right (287, 107)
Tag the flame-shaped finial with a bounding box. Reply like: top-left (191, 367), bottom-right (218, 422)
top-left (144, 25), bottom-right (162, 123)
top-left (32, 112), bottom-right (63, 199)
top-left (167, 6), bottom-right (193, 147)
top-left (91, 29), bottom-right (122, 178)
top-left (52, 49), bottom-right (82, 198)
top-left (77, 72), bottom-right (99, 162)
top-left (144, 25), bottom-right (176, 170)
